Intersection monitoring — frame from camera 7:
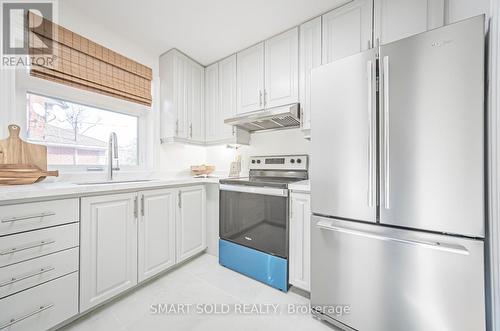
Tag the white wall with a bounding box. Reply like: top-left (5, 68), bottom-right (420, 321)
top-left (206, 129), bottom-right (311, 176)
top-left (58, 2), bottom-right (165, 171)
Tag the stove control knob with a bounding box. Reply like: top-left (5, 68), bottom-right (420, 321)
top-left (251, 160), bottom-right (256, 164)
top-left (297, 158), bottom-right (302, 164)
top-left (256, 160), bottom-right (261, 164)
top-left (290, 159), bottom-right (295, 163)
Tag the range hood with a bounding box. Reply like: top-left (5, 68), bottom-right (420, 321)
top-left (224, 103), bottom-right (300, 132)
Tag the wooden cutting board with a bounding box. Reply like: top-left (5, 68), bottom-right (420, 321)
top-left (0, 164), bottom-right (58, 185)
top-left (0, 124), bottom-right (47, 170)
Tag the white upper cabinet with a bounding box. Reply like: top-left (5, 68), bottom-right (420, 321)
top-left (374, 0), bottom-right (445, 45)
top-left (218, 55), bottom-right (238, 138)
top-left (264, 27), bottom-right (299, 108)
top-left (204, 63), bottom-right (219, 142)
top-left (138, 188), bottom-right (176, 282)
top-left (322, 0), bottom-right (373, 64)
top-left (160, 49), bottom-right (204, 144)
top-left (189, 62), bottom-right (205, 142)
top-left (80, 193), bottom-right (138, 312)
top-left (204, 56), bottom-right (250, 145)
top-left (237, 42), bottom-right (265, 114)
top-left (445, 0), bottom-right (489, 26)
top-left (299, 17), bottom-right (322, 134)
top-left (176, 186), bottom-right (206, 263)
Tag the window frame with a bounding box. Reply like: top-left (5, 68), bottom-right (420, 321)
top-left (14, 69), bottom-right (151, 173)
top-left (26, 92), bottom-right (141, 170)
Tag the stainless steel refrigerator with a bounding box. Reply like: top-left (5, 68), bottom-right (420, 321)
top-left (310, 15), bottom-right (486, 331)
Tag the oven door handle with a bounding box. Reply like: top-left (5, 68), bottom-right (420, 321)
top-left (219, 184), bottom-right (288, 197)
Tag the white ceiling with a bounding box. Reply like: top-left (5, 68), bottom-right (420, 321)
top-left (62, 0), bottom-right (349, 65)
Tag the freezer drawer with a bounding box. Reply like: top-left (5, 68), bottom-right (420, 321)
top-left (310, 216), bottom-right (485, 331)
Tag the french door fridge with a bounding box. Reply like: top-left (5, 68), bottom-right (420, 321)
top-left (310, 15), bottom-right (486, 331)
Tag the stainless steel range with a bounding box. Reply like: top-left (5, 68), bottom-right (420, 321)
top-left (218, 155), bottom-right (308, 291)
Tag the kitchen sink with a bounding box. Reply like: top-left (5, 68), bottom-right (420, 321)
top-left (76, 179), bottom-right (154, 185)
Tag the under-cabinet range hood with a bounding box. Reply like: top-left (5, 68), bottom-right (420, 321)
top-left (224, 103), bottom-right (300, 132)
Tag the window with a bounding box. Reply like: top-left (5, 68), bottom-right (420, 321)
top-left (26, 93), bottom-right (139, 167)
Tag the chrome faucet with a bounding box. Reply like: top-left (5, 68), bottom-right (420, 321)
top-left (107, 132), bottom-right (120, 180)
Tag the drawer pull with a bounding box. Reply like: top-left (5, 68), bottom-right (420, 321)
top-left (0, 239), bottom-right (56, 256)
top-left (2, 212), bottom-right (56, 223)
top-left (0, 266), bottom-right (55, 287)
top-left (0, 304), bottom-right (54, 329)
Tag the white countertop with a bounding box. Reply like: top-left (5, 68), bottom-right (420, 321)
top-left (0, 177), bottom-right (221, 203)
top-left (288, 180), bottom-right (310, 193)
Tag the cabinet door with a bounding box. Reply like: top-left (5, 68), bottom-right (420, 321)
top-left (322, 0), bottom-right (373, 64)
top-left (189, 61), bottom-right (205, 142)
top-left (374, 0), bottom-right (444, 44)
top-left (445, 0), bottom-right (489, 25)
top-left (175, 54), bottom-right (189, 139)
top-left (176, 186), bottom-right (206, 262)
top-left (289, 193), bottom-right (311, 291)
top-left (237, 42), bottom-right (265, 114)
top-left (264, 27), bottom-right (299, 108)
top-left (299, 17), bottom-right (322, 133)
top-left (80, 193), bottom-right (138, 312)
top-left (138, 188), bottom-right (176, 282)
top-left (219, 54), bottom-right (237, 139)
top-left (204, 63), bottom-right (219, 142)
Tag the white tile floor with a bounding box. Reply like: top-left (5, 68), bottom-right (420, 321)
top-left (60, 254), bottom-right (337, 331)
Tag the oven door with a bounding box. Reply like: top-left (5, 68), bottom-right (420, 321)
top-left (219, 184), bottom-right (289, 258)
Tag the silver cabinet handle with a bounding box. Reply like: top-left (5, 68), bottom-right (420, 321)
top-left (0, 266), bottom-right (55, 287)
top-left (0, 304), bottom-right (54, 329)
top-left (383, 56), bottom-right (390, 209)
top-left (141, 195), bottom-right (145, 217)
top-left (2, 212), bottom-right (56, 223)
top-left (316, 221), bottom-right (469, 255)
top-left (367, 60), bottom-right (374, 207)
top-left (0, 239), bottom-right (55, 256)
top-left (178, 191), bottom-right (182, 209)
top-left (232, 126), bottom-right (235, 136)
top-left (263, 89), bottom-right (267, 107)
top-left (189, 123), bottom-right (193, 138)
top-left (134, 196), bottom-right (138, 218)
top-left (175, 120), bottom-right (179, 135)
top-left (259, 90), bottom-right (263, 107)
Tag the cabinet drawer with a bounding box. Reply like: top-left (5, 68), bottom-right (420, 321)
top-left (0, 223), bottom-right (79, 268)
top-left (0, 199), bottom-right (79, 236)
top-left (0, 247), bottom-right (79, 299)
top-left (0, 272), bottom-right (78, 331)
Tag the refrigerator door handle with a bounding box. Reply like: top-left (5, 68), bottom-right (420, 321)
top-left (367, 60), bottom-right (374, 207)
top-left (315, 220), bottom-right (470, 255)
top-left (382, 56), bottom-right (391, 209)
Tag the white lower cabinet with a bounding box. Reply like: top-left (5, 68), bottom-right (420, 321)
top-left (289, 192), bottom-right (311, 291)
top-left (80, 193), bottom-right (138, 312)
top-left (138, 188), bottom-right (177, 282)
top-left (80, 185), bottom-right (206, 312)
top-left (176, 186), bottom-right (206, 262)
top-left (0, 272), bottom-right (78, 331)
top-left (0, 247), bottom-right (79, 299)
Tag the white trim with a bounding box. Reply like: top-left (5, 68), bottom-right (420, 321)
top-left (489, 0), bottom-right (500, 330)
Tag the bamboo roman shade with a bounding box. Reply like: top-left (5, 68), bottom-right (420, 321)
top-left (28, 12), bottom-right (152, 106)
